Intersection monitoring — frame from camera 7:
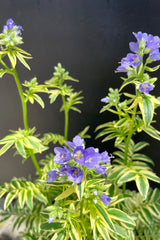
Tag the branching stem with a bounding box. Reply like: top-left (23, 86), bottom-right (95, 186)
top-left (12, 68), bottom-right (41, 177)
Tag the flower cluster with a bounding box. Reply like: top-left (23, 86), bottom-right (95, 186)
top-left (46, 135), bottom-right (111, 184)
top-left (0, 18), bottom-right (23, 47)
top-left (115, 31), bottom-right (160, 95)
top-left (116, 31), bottom-right (160, 74)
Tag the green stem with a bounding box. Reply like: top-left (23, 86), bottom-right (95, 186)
top-left (124, 106), bottom-right (137, 165)
top-left (12, 69), bottom-right (29, 130)
top-left (123, 106), bottom-right (137, 193)
top-left (12, 69), bottom-right (41, 177)
top-left (62, 95), bottom-right (69, 140)
top-left (0, 59), bottom-right (11, 73)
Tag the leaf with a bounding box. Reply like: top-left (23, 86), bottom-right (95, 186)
top-left (113, 223), bottom-right (129, 239)
top-left (145, 65), bottom-right (160, 72)
top-left (52, 231), bottom-right (66, 240)
top-left (18, 189), bottom-right (27, 209)
top-left (16, 52), bottom-right (31, 70)
top-left (150, 188), bottom-right (160, 202)
top-left (135, 175), bottom-right (149, 199)
top-left (117, 171), bottom-right (136, 184)
top-left (132, 153), bottom-right (154, 165)
top-left (33, 188), bottom-right (48, 204)
top-left (0, 141), bottom-right (14, 156)
top-left (139, 170), bottom-right (160, 183)
top-left (142, 125), bottom-right (160, 141)
top-left (15, 139), bottom-right (26, 158)
top-left (128, 96), bottom-right (142, 110)
top-left (139, 95), bottom-right (154, 125)
top-left (41, 221), bottom-right (65, 230)
top-left (95, 203), bottom-right (115, 231)
top-left (69, 220), bottom-right (81, 240)
top-left (108, 208), bottom-right (136, 227)
top-left (0, 69), bottom-right (7, 78)
top-left (0, 188), bottom-right (7, 198)
top-left (108, 166), bottom-right (127, 183)
top-left (74, 180), bottom-right (85, 200)
top-left (32, 94), bottom-right (45, 108)
top-left (26, 189), bottom-right (33, 210)
top-left (14, 47), bottom-right (32, 56)
top-left (96, 221), bottom-right (110, 240)
top-left (134, 141), bottom-right (149, 152)
top-left (8, 51), bottom-right (17, 68)
top-left (141, 207), bottom-right (153, 225)
top-left (49, 90), bottom-right (60, 104)
top-left (115, 118), bottom-right (129, 127)
top-left (102, 132), bottom-right (119, 142)
top-left (4, 190), bottom-right (18, 209)
top-left (119, 77), bottom-right (137, 91)
top-left (55, 185), bottom-right (75, 201)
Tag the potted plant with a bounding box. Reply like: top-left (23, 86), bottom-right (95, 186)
top-left (0, 19), bottom-right (159, 240)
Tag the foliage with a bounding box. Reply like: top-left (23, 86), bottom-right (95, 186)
top-left (96, 31), bottom-right (160, 238)
top-left (0, 19), bottom-right (159, 240)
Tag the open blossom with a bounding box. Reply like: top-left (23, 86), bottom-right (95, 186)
top-left (130, 32), bottom-right (160, 54)
top-left (100, 151), bottom-right (110, 163)
top-left (133, 31), bottom-right (148, 42)
top-left (95, 165), bottom-right (107, 174)
top-left (66, 135), bottom-right (84, 149)
top-left (73, 146), bottom-right (85, 165)
top-left (139, 82), bottom-right (153, 95)
top-left (67, 166), bottom-right (83, 183)
top-left (59, 164), bottom-right (71, 176)
top-left (54, 146), bottom-right (71, 163)
top-left (116, 53), bottom-right (141, 73)
top-left (46, 170), bottom-right (58, 182)
top-left (100, 194), bottom-right (111, 205)
top-left (85, 147), bottom-right (101, 169)
top-left (146, 34), bottom-right (160, 50)
top-left (150, 49), bottom-right (160, 61)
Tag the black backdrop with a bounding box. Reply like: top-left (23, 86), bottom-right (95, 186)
top-left (0, 0), bottom-right (160, 187)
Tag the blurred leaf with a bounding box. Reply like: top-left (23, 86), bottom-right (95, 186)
top-left (55, 185), bottom-right (74, 201)
top-left (108, 208), bottom-right (135, 227)
top-left (135, 175), bottom-right (149, 199)
top-left (16, 52), bottom-right (31, 70)
top-left (139, 95), bottom-right (154, 126)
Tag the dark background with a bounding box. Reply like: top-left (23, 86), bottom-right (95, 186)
top-left (0, 0), bottom-right (160, 187)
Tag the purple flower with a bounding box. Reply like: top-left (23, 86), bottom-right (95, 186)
top-left (95, 165), bottom-right (107, 174)
top-left (133, 31), bottom-right (148, 42)
top-left (147, 34), bottom-right (160, 50)
top-left (121, 53), bottom-right (141, 68)
top-left (48, 216), bottom-right (54, 223)
top-left (67, 166), bottom-right (84, 183)
top-left (85, 147), bottom-right (101, 169)
top-left (100, 194), bottom-right (111, 205)
top-left (129, 42), bottom-right (139, 53)
top-left (100, 151), bottom-right (111, 163)
top-left (116, 53), bottom-right (141, 73)
top-left (54, 146), bottom-right (71, 163)
top-left (150, 49), bottom-right (160, 61)
top-left (115, 63), bottom-right (129, 73)
top-left (46, 170), bottom-right (58, 182)
top-left (66, 135), bottom-right (84, 149)
top-left (139, 82), bottom-right (154, 95)
top-left (5, 18), bottom-right (15, 30)
top-left (73, 146), bottom-right (85, 165)
top-left (101, 97), bottom-right (109, 103)
top-left (59, 164), bottom-right (71, 176)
